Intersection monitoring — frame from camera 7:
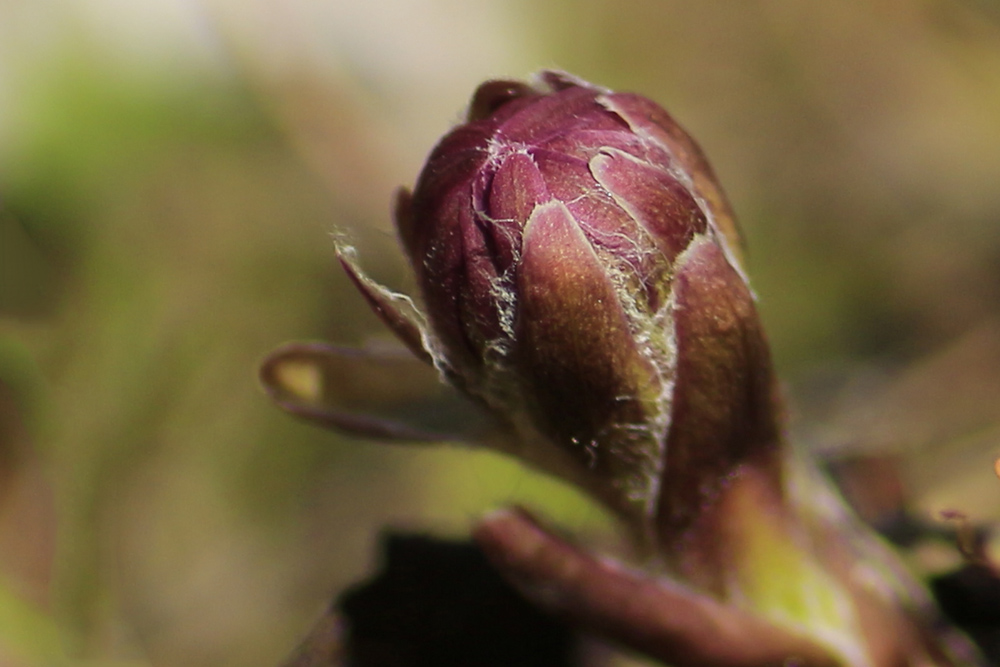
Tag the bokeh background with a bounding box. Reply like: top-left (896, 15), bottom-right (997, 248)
top-left (2, 1), bottom-right (1000, 665)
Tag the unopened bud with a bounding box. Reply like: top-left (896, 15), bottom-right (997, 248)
top-left (342, 71), bottom-right (779, 548)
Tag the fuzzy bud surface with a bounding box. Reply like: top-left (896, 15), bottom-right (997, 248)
top-left (344, 71), bottom-right (777, 545)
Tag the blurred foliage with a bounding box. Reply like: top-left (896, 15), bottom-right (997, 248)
top-left (1, 1), bottom-right (999, 665)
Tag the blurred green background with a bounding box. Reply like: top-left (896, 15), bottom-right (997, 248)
top-left (2, 1), bottom-right (1000, 665)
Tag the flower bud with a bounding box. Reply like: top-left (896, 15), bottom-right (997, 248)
top-left (341, 71), bottom-right (779, 549)
top-left (267, 72), bottom-right (984, 665)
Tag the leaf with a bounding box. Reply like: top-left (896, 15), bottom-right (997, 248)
top-left (259, 341), bottom-right (494, 443)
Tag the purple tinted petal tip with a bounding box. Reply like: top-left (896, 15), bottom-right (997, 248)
top-left (536, 70), bottom-right (605, 93)
top-left (467, 80), bottom-right (538, 122)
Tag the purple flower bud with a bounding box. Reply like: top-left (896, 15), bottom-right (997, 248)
top-left (342, 71), bottom-right (779, 550)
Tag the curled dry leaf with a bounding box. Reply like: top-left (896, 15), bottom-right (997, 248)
top-left (260, 341), bottom-right (494, 443)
